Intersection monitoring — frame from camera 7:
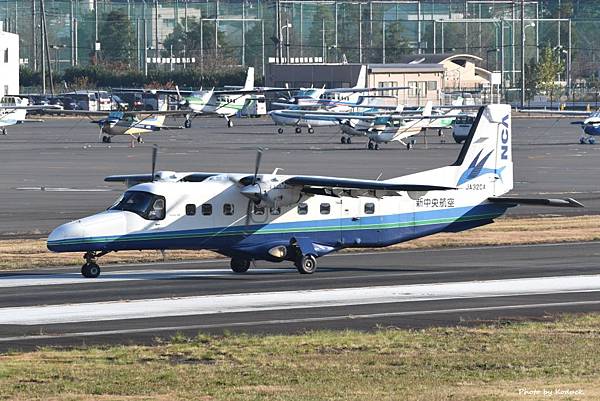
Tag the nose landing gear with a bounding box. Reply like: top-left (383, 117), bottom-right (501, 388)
top-left (81, 251), bottom-right (109, 278)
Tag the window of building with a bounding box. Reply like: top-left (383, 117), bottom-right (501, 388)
top-left (297, 203), bottom-right (308, 215)
top-left (364, 203), bottom-right (375, 214)
top-left (320, 203), bottom-right (330, 215)
top-left (223, 203), bottom-right (234, 216)
top-left (201, 203), bottom-right (212, 216)
top-left (408, 81), bottom-right (418, 97)
top-left (185, 204), bottom-right (196, 216)
top-left (427, 81), bottom-right (437, 91)
top-left (378, 81), bottom-right (399, 96)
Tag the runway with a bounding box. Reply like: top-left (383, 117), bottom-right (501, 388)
top-left (0, 116), bottom-right (598, 236)
top-left (1, 241), bottom-right (599, 350)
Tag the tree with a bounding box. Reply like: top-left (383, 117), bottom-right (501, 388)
top-left (98, 10), bottom-right (135, 66)
top-left (535, 47), bottom-right (564, 107)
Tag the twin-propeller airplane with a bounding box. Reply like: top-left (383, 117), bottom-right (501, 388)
top-left (47, 104), bottom-right (582, 278)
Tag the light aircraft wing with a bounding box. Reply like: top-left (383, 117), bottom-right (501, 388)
top-left (105, 172), bottom-right (220, 186)
top-left (322, 86), bottom-right (409, 94)
top-left (488, 197), bottom-right (584, 208)
top-left (517, 109), bottom-right (592, 116)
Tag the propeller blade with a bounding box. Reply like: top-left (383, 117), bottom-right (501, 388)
top-left (251, 147), bottom-right (263, 185)
top-left (151, 144), bottom-right (158, 181)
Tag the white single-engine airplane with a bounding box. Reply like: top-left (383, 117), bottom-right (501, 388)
top-left (47, 104), bottom-right (582, 278)
top-left (0, 96), bottom-right (48, 135)
top-left (45, 101), bottom-right (189, 143)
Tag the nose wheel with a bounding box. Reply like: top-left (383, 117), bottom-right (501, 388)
top-left (81, 251), bottom-right (109, 278)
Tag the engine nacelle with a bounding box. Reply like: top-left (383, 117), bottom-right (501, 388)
top-left (240, 181), bottom-right (302, 207)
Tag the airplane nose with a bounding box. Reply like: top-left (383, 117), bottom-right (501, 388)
top-left (47, 221), bottom-right (85, 251)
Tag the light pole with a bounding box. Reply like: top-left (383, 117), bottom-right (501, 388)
top-left (520, 20), bottom-right (535, 108)
top-left (280, 22), bottom-right (291, 63)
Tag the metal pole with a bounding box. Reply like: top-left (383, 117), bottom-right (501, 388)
top-left (94, 0), bottom-right (98, 63)
top-left (567, 18), bottom-right (572, 97)
top-left (70, 0), bottom-right (75, 66)
top-left (417, 1), bottom-right (421, 54)
top-left (261, 20), bottom-right (265, 78)
top-left (433, 20), bottom-right (436, 54)
top-left (322, 18), bottom-right (325, 63)
top-left (535, 2), bottom-right (539, 62)
top-left (40, 0), bottom-right (45, 93)
top-left (276, 0), bottom-right (281, 63)
top-left (144, 18), bottom-right (148, 76)
top-left (464, 0), bottom-right (468, 52)
top-left (500, 19), bottom-right (505, 101)
top-left (382, 20), bottom-right (385, 63)
top-left (441, 21), bottom-right (444, 53)
top-left (242, 1), bottom-right (245, 65)
top-left (31, 0), bottom-right (37, 71)
top-left (155, 0), bottom-right (159, 62)
top-left (520, 0), bottom-right (525, 108)
top-left (184, 0), bottom-right (188, 32)
top-left (40, 0), bottom-right (54, 95)
top-left (285, 18), bottom-right (290, 63)
top-left (358, 2), bottom-right (362, 62)
top-left (300, 2), bottom-right (303, 58)
top-left (74, 18), bottom-right (78, 66)
top-left (334, 0), bottom-right (338, 58)
top-left (200, 17), bottom-right (203, 72)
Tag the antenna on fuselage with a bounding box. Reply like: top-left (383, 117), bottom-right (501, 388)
top-left (151, 144), bottom-right (158, 181)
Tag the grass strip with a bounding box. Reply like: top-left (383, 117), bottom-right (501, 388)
top-left (0, 314), bottom-right (599, 400)
top-left (1, 215), bottom-right (598, 270)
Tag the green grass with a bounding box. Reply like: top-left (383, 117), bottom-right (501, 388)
top-left (1, 314), bottom-right (599, 400)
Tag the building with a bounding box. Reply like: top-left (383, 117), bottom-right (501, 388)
top-left (0, 22), bottom-right (19, 96)
top-left (266, 53), bottom-right (491, 106)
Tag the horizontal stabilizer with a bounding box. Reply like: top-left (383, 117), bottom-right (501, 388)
top-left (488, 197), bottom-right (584, 208)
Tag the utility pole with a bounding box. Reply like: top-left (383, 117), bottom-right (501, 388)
top-left (40, 0), bottom-right (54, 95)
top-left (276, 0), bottom-right (281, 63)
top-left (322, 18), bottom-right (325, 63)
top-left (154, 0), bottom-right (159, 62)
top-left (31, 0), bottom-right (37, 71)
top-left (94, 0), bottom-right (98, 63)
top-left (520, 0), bottom-right (525, 108)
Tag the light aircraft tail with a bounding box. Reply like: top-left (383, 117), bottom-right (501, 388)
top-left (393, 104), bottom-right (513, 197)
top-left (244, 67), bottom-right (255, 90)
top-left (422, 101), bottom-right (433, 117)
top-left (354, 65), bottom-right (367, 88)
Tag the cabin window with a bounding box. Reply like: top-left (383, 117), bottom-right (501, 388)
top-left (364, 203), bottom-right (375, 214)
top-left (253, 205), bottom-right (265, 215)
top-left (185, 204), bottom-right (196, 216)
top-left (297, 203), bottom-right (308, 215)
top-left (223, 203), bottom-right (234, 216)
top-left (320, 203), bottom-right (330, 215)
top-left (270, 207), bottom-right (281, 216)
top-left (147, 198), bottom-right (165, 220)
top-left (201, 203), bottom-right (212, 216)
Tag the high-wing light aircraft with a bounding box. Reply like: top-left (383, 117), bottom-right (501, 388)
top-left (45, 101), bottom-right (189, 143)
top-left (518, 108), bottom-right (600, 144)
top-left (0, 96), bottom-right (48, 135)
top-left (47, 104), bottom-right (582, 278)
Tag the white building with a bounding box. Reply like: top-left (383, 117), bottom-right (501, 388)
top-left (0, 22), bottom-right (19, 96)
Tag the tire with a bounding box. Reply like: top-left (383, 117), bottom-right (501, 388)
top-left (184, 119), bottom-right (192, 128)
top-left (341, 137), bottom-right (347, 144)
top-left (374, 143), bottom-right (379, 150)
top-left (368, 142), bottom-right (374, 150)
top-left (347, 137), bottom-right (352, 144)
top-left (227, 120), bottom-right (234, 128)
top-left (81, 262), bottom-right (101, 278)
top-left (277, 128), bottom-right (284, 134)
top-left (295, 127), bottom-right (302, 134)
top-left (307, 128), bottom-right (314, 134)
top-left (296, 254), bottom-right (317, 274)
top-left (230, 258), bottom-right (250, 273)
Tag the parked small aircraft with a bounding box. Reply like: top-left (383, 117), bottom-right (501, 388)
top-left (45, 101), bottom-right (189, 143)
top-left (0, 96), bottom-right (48, 135)
top-left (47, 104), bottom-right (582, 278)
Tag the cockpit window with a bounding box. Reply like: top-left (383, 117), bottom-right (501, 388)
top-left (109, 190), bottom-right (166, 220)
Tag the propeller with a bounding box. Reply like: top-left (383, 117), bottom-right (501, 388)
top-left (244, 147), bottom-right (264, 228)
top-left (151, 144), bottom-right (158, 181)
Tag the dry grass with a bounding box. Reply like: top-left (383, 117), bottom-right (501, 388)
top-left (0, 314), bottom-right (599, 400)
top-left (0, 215), bottom-right (598, 270)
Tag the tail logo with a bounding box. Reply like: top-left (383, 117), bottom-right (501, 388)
top-left (457, 150), bottom-right (505, 186)
top-left (500, 114), bottom-right (510, 160)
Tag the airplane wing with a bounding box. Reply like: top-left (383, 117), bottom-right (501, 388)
top-left (279, 175), bottom-right (454, 193)
top-left (487, 197), bottom-right (584, 208)
top-left (322, 86), bottom-right (409, 94)
top-left (105, 172), bottom-right (220, 186)
top-left (43, 109), bottom-right (110, 116)
top-left (517, 109), bottom-right (592, 116)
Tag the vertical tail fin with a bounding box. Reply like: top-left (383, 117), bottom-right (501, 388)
top-left (244, 67), bottom-right (255, 90)
top-left (354, 65), bottom-right (367, 88)
top-left (392, 105), bottom-right (513, 197)
top-left (422, 101), bottom-right (433, 117)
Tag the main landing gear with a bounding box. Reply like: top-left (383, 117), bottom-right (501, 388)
top-left (230, 257), bottom-right (251, 273)
top-left (295, 254), bottom-right (317, 274)
top-left (579, 136), bottom-right (597, 144)
top-left (1, 128), bottom-right (7, 135)
top-left (184, 119), bottom-right (192, 128)
top-left (226, 118), bottom-right (234, 128)
top-left (341, 136), bottom-right (352, 144)
top-left (101, 135), bottom-right (112, 143)
top-left (81, 251), bottom-right (109, 278)
top-left (367, 140), bottom-right (379, 150)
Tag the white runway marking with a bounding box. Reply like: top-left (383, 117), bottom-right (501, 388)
top-left (1, 274), bottom-right (599, 325)
top-left (2, 300), bottom-right (600, 342)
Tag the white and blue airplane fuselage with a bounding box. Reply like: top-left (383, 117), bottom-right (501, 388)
top-left (47, 104), bottom-right (582, 277)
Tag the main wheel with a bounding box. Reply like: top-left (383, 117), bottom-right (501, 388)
top-left (277, 128), bottom-right (284, 134)
top-left (184, 119), bottom-right (192, 128)
top-left (230, 258), bottom-right (250, 273)
top-left (81, 262), bottom-right (101, 278)
top-left (307, 127), bottom-right (315, 134)
top-left (368, 141), bottom-right (374, 150)
top-left (589, 137), bottom-right (596, 144)
top-left (295, 254), bottom-right (317, 274)
top-left (374, 143), bottom-right (379, 150)
top-left (295, 127), bottom-right (302, 134)
top-left (227, 119), bottom-right (234, 128)
top-left (347, 137), bottom-right (352, 144)
top-left (341, 137), bottom-right (347, 144)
